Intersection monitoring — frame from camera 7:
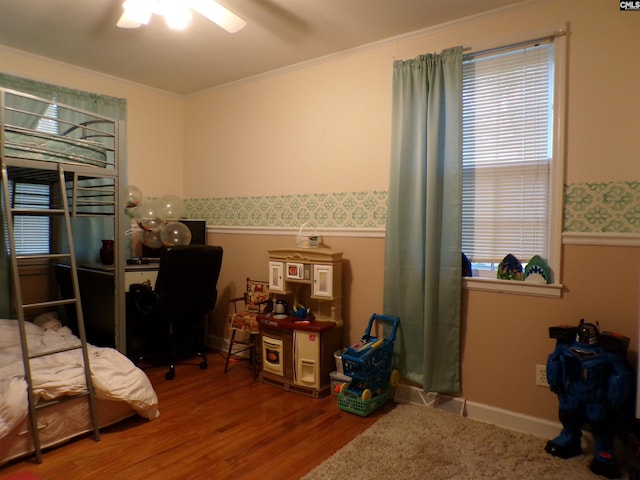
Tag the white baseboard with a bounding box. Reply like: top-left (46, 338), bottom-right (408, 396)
top-left (207, 334), bottom-right (227, 352)
top-left (394, 383), bottom-right (562, 440)
top-left (207, 334), bottom-right (251, 359)
top-left (464, 400), bottom-right (561, 440)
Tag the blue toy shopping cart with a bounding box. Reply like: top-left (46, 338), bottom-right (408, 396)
top-left (337, 314), bottom-right (400, 416)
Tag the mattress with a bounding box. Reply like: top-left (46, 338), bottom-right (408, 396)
top-left (3, 129), bottom-right (110, 168)
top-left (0, 397), bottom-right (134, 465)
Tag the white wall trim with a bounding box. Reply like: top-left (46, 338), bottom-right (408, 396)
top-left (463, 278), bottom-right (563, 298)
top-left (563, 232), bottom-right (640, 247)
top-left (208, 225), bottom-right (386, 238)
top-left (464, 400), bottom-right (561, 440)
top-left (210, 227), bottom-right (640, 245)
top-left (209, 227), bottom-right (640, 245)
top-left (394, 383), bottom-right (561, 440)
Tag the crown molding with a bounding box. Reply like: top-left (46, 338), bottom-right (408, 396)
top-left (208, 225), bottom-right (385, 238)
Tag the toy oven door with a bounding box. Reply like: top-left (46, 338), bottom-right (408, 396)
top-left (262, 335), bottom-right (284, 377)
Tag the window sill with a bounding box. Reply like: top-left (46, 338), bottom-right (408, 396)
top-left (463, 277), bottom-right (563, 298)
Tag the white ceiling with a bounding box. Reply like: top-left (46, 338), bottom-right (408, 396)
top-left (0, 0), bottom-right (527, 95)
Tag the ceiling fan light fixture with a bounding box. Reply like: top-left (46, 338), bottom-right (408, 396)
top-left (116, 0), bottom-right (246, 33)
top-left (163, 1), bottom-right (193, 30)
top-left (117, 0), bottom-right (153, 28)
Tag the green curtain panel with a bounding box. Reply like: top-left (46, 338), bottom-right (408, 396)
top-left (384, 47), bottom-right (463, 393)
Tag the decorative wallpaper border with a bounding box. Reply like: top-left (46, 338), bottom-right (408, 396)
top-left (564, 181), bottom-right (640, 233)
top-left (184, 181), bottom-right (640, 234)
top-left (185, 191), bottom-right (388, 230)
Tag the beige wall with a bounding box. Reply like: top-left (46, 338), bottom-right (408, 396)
top-left (463, 244), bottom-right (639, 420)
top-left (3, 0), bottom-right (639, 424)
top-left (183, 46), bottom-right (393, 197)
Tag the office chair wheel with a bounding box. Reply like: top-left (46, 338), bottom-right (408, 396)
top-left (199, 360), bottom-right (208, 370)
top-left (165, 367), bottom-right (176, 380)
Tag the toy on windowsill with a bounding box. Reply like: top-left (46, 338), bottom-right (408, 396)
top-left (545, 319), bottom-right (635, 479)
top-left (524, 254), bottom-right (551, 284)
top-left (497, 253), bottom-right (523, 280)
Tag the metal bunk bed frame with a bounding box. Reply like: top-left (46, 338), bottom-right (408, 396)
top-left (0, 87), bottom-right (124, 463)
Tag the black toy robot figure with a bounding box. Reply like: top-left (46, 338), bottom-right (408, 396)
top-left (545, 319), bottom-right (635, 479)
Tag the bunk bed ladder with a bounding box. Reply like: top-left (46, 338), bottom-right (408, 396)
top-left (0, 160), bottom-right (101, 463)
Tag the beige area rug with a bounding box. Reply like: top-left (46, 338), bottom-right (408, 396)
top-left (302, 402), bottom-right (633, 480)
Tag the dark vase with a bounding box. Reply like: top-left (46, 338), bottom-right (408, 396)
top-left (100, 239), bottom-right (115, 265)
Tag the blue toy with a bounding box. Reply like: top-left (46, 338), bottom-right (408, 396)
top-left (340, 314), bottom-right (400, 401)
top-left (546, 319), bottom-right (635, 479)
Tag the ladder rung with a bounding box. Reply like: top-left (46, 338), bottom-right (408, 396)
top-left (35, 391), bottom-right (90, 410)
top-left (22, 298), bottom-right (77, 309)
top-left (71, 213), bottom-right (115, 217)
top-left (16, 253), bottom-right (71, 261)
top-left (29, 344), bottom-right (82, 359)
top-left (11, 208), bottom-right (66, 215)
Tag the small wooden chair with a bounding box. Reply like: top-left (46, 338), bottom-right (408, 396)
top-left (225, 278), bottom-right (271, 377)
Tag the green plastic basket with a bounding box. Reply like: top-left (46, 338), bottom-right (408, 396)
top-left (337, 388), bottom-right (391, 417)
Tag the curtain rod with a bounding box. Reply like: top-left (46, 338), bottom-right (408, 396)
top-left (463, 29), bottom-right (567, 59)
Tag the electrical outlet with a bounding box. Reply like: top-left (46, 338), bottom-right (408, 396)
top-left (536, 364), bottom-right (549, 387)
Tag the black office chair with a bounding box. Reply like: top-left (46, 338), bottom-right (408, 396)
top-left (132, 245), bottom-right (223, 380)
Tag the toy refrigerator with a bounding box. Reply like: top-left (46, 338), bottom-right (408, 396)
top-left (294, 330), bottom-right (321, 389)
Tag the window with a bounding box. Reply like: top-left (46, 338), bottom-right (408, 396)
top-left (461, 34), bottom-right (565, 292)
top-left (5, 103), bottom-right (57, 255)
top-left (7, 182), bottom-right (51, 255)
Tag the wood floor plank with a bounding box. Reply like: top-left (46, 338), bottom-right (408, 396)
top-left (0, 353), bottom-right (394, 479)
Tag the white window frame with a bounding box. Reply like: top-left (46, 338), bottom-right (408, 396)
top-left (462, 27), bottom-right (567, 298)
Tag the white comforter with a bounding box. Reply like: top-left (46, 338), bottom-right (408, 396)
top-left (0, 317), bottom-right (159, 439)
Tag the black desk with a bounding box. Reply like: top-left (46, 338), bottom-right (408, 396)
top-left (55, 263), bottom-right (160, 359)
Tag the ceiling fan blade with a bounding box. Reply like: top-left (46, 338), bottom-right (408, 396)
top-left (189, 0), bottom-right (247, 33)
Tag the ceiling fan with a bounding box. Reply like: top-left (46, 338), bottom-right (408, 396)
top-left (116, 0), bottom-right (247, 33)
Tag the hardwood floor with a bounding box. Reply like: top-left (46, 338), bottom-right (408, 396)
top-left (0, 352), bottom-right (394, 480)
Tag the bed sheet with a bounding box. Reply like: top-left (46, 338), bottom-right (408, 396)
top-left (4, 130), bottom-right (108, 167)
top-left (0, 316), bottom-right (159, 444)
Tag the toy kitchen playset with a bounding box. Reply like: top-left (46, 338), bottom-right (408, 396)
top-left (258, 247), bottom-right (343, 398)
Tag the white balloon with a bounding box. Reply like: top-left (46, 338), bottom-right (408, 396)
top-left (161, 221), bottom-right (192, 247)
top-left (125, 185), bottom-right (143, 209)
top-left (141, 230), bottom-right (163, 249)
top-left (159, 194), bottom-right (186, 221)
top-left (134, 199), bottom-right (165, 232)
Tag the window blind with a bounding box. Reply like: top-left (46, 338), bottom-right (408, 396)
top-left (461, 41), bottom-right (554, 265)
top-left (10, 182), bottom-right (51, 255)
